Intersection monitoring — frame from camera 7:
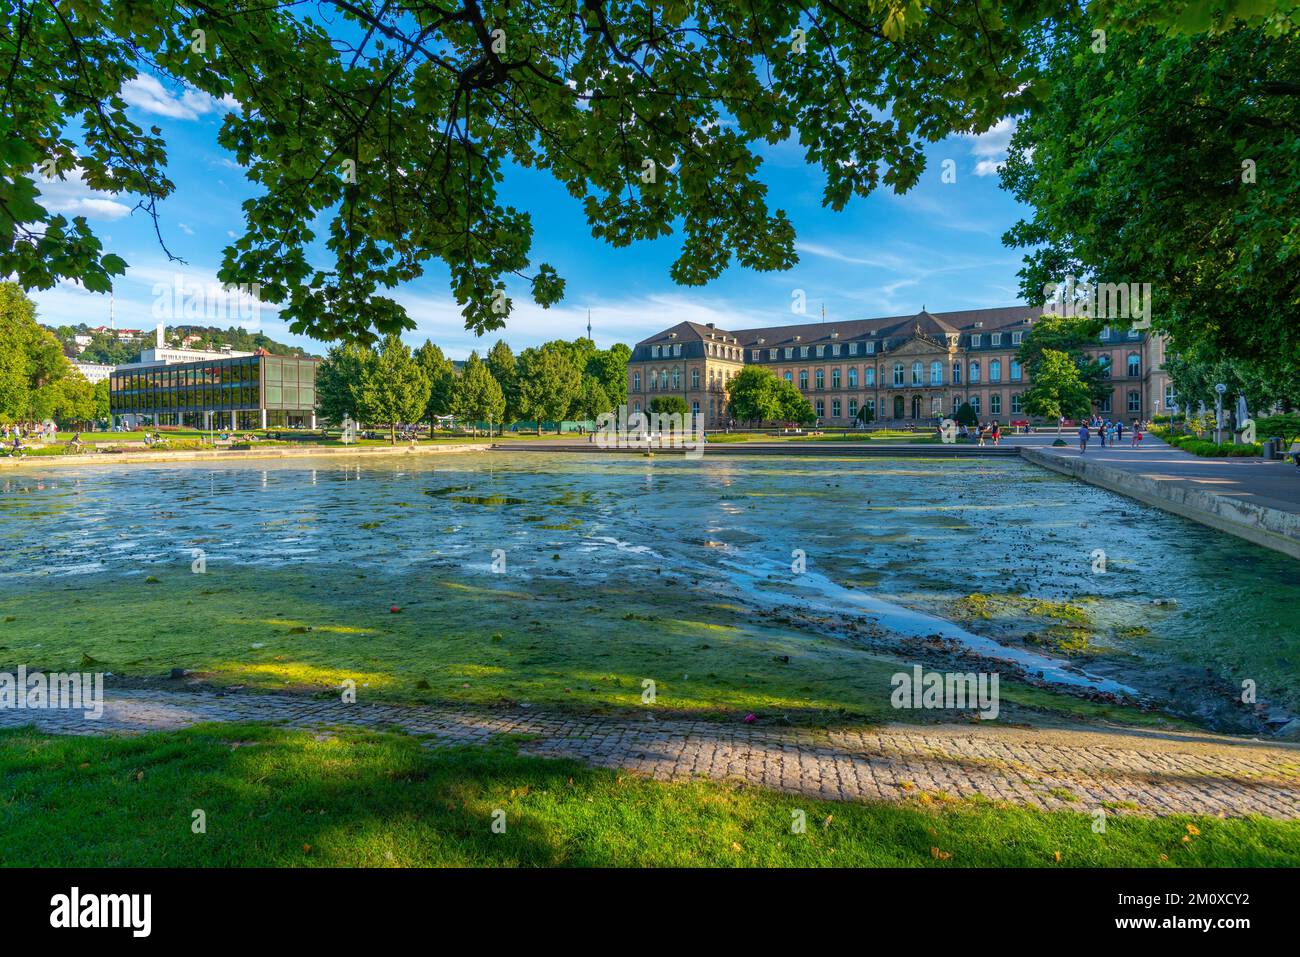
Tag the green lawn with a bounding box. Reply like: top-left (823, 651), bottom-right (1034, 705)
top-left (2, 722), bottom-right (1292, 867)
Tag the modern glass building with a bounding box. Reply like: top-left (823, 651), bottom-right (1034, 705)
top-left (109, 353), bottom-right (319, 430)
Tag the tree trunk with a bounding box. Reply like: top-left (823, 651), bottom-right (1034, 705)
top-left (390, 422), bottom-right (396, 445)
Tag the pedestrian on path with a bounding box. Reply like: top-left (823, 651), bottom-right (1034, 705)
top-left (1078, 423), bottom-right (1090, 454)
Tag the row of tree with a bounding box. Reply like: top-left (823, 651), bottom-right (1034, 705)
top-left (316, 335), bottom-right (631, 442)
top-left (1, 284), bottom-right (109, 428)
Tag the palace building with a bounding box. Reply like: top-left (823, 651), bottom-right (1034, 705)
top-left (626, 306), bottom-right (1171, 429)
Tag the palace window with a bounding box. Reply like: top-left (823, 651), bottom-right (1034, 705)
top-left (865, 341), bottom-right (876, 354)
top-left (990, 394), bottom-right (1002, 415)
top-left (751, 350), bottom-right (760, 361)
top-left (799, 370), bottom-right (809, 390)
top-left (848, 342), bottom-right (858, 355)
top-left (991, 333), bottom-right (1002, 346)
top-left (815, 399), bottom-right (825, 418)
top-left (1011, 393), bottom-right (1022, 414)
top-left (673, 344), bottom-right (682, 356)
top-left (672, 369), bottom-right (681, 390)
top-left (970, 395), bottom-right (981, 415)
top-left (1011, 331), bottom-right (1023, 345)
top-left (800, 346), bottom-right (809, 358)
top-left (970, 334), bottom-right (982, 347)
top-left (1127, 328), bottom-right (1140, 339)
top-left (1128, 391), bottom-right (1141, 413)
top-left (969, 361), bottom-right (981, 383)
top-left (691, 400), bottom-right (700, 415)
top-left (634, 401), bottom-right (642, 414)
top-left (1164, 384), bottom-right (1175, 409)
top-left (911, 362), bottom-right (923, 385)
top-left (930, 361), bottom-right (943, 385)
top-left (816, 345), bottom-right (825, 357)
top-left (1099, 354), bottom-right (1112, 378)
top-left (989, 359), bottom-right (1001, 382)
top-left (691, 369), bottom-right (700, 389)
top-left (651, 346), bottom-right (660, 358)
top-left (1100, 392), bottom-right (1112, 413)
top-left (832, 399), bottom-right (841, 418)
top-left (865, 398), bottom-right (875, 417)
top-left (831, 368), bottom-right (841, 389)
top-left (1010, 360), bottom-right (1022, 381)
top-left (832, 343), bottom-right (841, 357)
top-left (1100, 326), bottom-right (1111, 340)
top-left (815, 369), bottom-right (825, 390)
top-left (784, 371), bottom-right (793, 383)
top-left (632, 371), bottom-right (641, 392)
top-left (1127, 352), bottom-right (1141, 377)
top-left (784, 347), bottom-right (794, 359)
top-left (848, 398), bottom-right (858, 418)
top-left (769, 348), bottom-right (777, 360)
top-left (847, 367), bottom-right (858, 388)
top-left (893, 363), bottom-right (905, 386)
top-left (952, 361), bottom-right (962, 385)
top-left (864, 367), bottom-right (876, 386)
top-left (952, 396), bottom-right (961, 414)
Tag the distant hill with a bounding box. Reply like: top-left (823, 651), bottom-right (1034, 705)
top-left (49, 323), bottom-right (313, 365)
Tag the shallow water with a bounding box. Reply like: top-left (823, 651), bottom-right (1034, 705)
top-left (2, 452), bottom-right (1297, 725)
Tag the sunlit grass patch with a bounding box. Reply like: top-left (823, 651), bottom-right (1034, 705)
top-left (1, 723), bottom-right (1295, 868)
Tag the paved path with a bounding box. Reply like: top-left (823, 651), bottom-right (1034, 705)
top-left (1031, 435), bottom-right (1300, 516)
top-left (5, 687), bottom-right (1298, 819)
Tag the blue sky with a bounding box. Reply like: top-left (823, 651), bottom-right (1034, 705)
top-left (31, 75), bottom-right (1026, 359)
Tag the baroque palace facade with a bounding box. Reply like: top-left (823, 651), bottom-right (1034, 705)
top-left (626, 306), bottom-right (1171, 429)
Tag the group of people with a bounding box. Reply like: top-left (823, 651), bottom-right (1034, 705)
top-left (1077, 417), bottom-right (1146, 453)
top-left (1, 422), bottom-right (56, 443)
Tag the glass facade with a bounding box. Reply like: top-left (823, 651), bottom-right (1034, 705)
top-left (109, 355), bottom-right (318, 424)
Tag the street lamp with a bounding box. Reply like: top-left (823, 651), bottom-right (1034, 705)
top-left (1214, 383), bottom-right (1227, 443)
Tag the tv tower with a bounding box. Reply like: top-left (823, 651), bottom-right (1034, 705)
top-left (586, 309), bottom-right (592, 341)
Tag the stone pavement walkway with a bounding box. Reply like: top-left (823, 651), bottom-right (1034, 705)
top-left (1032, 435), bottom-right (1300, 516)
top-left (4, 687), bottom-right (1298, 819)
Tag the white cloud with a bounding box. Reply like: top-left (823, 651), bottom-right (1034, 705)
top-left (178, 223), bottom-right (195, 235)
top-left (36, 168), bottom-right (132, 220)
top-left (120, 75), bottom-right (237, 120)
top-left (962, 117), bottom-right (1016, 177)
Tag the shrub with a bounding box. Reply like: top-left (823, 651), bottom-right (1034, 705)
top-left (1256, 414), bottom-right (1300, 444)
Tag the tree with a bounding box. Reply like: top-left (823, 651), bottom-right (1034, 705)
top-left (485, 340), bottom-right (520, 429)
top-left (415, 341), bottom-right (458, 432)
top-left (1021, 350), bottom-right (1092, 429)
top-left (357, 335), bottom-right (430, 444)
top-left (573, 375), bottom-right (612, 421)
top-left (23, 3), bottom-right (1278, 342)
top-left (727, 366), bottom-right (783, 424)
top-left (316, 343), bottom-right (373, 427)
top-left (452, 352), bottom-right (506, 437)
top-left (774, 378), bottom-right (815, 425)
top-left (1001, 19), bottom-right (1300, 388)
top-left (587, 344), bottom-right (631, 409)
top-left (517, 344), bottom-right (580, 434)
top-left (0, 282), bottom-right (70, 422)
top-left (855, 403), bottom-right (876, 427)
top-left (1016, 312), bottom-right (1109, 405)
top-left (50, 372), bottom-right (96, 429)
top-left (954, 401), bottom-right (979, 428)
top-left (648, 395), bottom-right (690, 417)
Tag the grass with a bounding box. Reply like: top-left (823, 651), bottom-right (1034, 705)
top-left (2, 722), bottom-right (1294, 867)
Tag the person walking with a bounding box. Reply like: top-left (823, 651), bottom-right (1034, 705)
top-left (1116, 420), bottom-right (1124, 443)
top-left (1097, 420), bottom-right (1106, 448)
top-left (1078, 422), bottom-right (1090, 454)
top-left (991, 421), bottom-right (1001, 446)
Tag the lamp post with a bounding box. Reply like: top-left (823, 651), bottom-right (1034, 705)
top-left (1214, 383), bottom-right (1227, 444)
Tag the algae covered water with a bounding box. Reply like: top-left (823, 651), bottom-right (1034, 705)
top-left (1, 451), bottom-right (1296, 729)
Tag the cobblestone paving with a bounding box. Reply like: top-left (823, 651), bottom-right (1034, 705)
top-left (4, 687), bottom-right (1298, 819)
